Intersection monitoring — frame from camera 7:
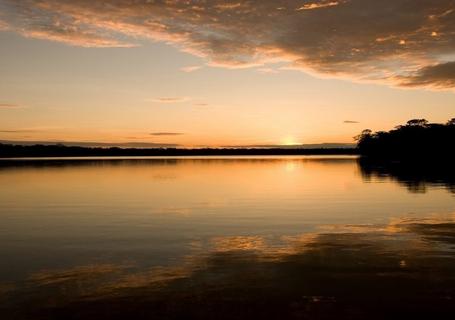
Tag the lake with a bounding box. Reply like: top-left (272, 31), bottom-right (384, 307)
top-left (1, 156), bottom-right (455, 319)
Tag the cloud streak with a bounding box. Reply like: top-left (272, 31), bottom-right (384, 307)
top-left (149, 97), bottom-right (190, 103)
top-left (2, 1), bottom-right (455, 88)
top-left (0, 130), bottom-right (34, 133)
top-left (180, 65), bottom-right (202, 73)
top-left (297, 1), bottom-right (341, 11)
top-left (22, 27), bottom-right (135, 48)
top-left (0, 19), bottom-right (9, 31)
top-left (0, 126), bottom-right (65, 132)
top-left (0, 103), bottom-right (22, 109)
top-left (0, 140), bottom-right (181, 148)
top-left (150, 132), bottom-right (184, 136)
top-left (398, 61), bottom-right (455, 88)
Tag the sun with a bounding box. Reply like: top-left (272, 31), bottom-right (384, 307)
top-left (281, 136), bottom-right (299, 146)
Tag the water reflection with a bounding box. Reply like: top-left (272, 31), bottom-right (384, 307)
top-left (0, 156), bottom-right (354, 169)
top-left (358, 157), bottom-right (455, 194)
top-left (2, 215), bottom-right (455, 319)
top-left (1, 157), bottom-right (455, 319)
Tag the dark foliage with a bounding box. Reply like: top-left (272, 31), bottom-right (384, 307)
top-left (356, 118), bottom-right (455, 159)
top-left (0, 144), bottom-right (357, 158)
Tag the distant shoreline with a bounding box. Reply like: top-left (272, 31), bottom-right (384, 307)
top-left (0, 143), bottom-right (358, 158)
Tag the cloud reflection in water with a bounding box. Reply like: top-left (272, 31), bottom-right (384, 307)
top-left (2, 214), bottom-right (455, 320)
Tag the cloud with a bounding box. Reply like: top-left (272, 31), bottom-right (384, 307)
top-left (0, 126), bottom-right (64, 132)
top-left (343, 120), bottom-right (359, 124)
top-left (150, 132), bottom-right (184, 136)
top-left (296, 1), bottom-right (341, 11)
top-left (0, 19), bottom-right (9, 31)
top-left (180, 65), bottom-right (202, 73)
top-left (397, 61), bottom-right (455, 88)
top-left (150, 97), bottom-right (190, 103)
top-left (193, 103), bottom-right (209, 108)
top-left (2, 0), bottom-right (455, 88)
top-left (0, 130), bottom-right (34, 133)
top-left (0, 140), bottom-right (181, 148)
top-left (21, 27), bottom-right (135, 48)
top-left (0, 103), bottom-right (22, 109)
top-left (257, 67), bottom-right (279, 74)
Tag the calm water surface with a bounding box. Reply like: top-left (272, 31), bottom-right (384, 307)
top-left (1, 156), bottom-right (455, 319)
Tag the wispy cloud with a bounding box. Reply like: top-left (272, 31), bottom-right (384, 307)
top-left (0, 126), bottom-right (65, 133)
top-left (0, 19), bottom-right (9, 31)
top-left (343, 120), bottom-right (360, 124)
top-left (21, 28), bottom-right (136, 48)
top-left (0, 140), bottom-right (181, 148)
top-left (2, 0), bottom-right (455, 88)
top-left (180, 65), bottom-right (202, 73)
top-left (150, 132), bottom-right (184, 136)
top-left (213, 3), bottom-right (243, 10)
top-left (257, 67), bottom-right (279, 74)
top-left (397, 61), bottom-right (455, 89)
top-left (0, 103), bottom-right (22, 109)
top-left (296, 1), bottom-right (341, 11)
top-left (149, 97), bottom-right (190, 103)
top-left (0, 130), bottom-right (33, 133)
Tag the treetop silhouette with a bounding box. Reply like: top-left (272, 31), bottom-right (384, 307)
top-left (356, 118), bottom-right (455, 159)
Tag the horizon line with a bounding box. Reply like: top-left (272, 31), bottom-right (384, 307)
top-left (0, 140), bottom-right (356, 149)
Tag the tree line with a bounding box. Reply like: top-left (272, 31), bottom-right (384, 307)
top-left (0, 144), bottom-right (357, 158)
top-left (356, 118), bottom-right (455, 159)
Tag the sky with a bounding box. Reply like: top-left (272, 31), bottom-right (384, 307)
top-left (1, 0), bottom-right (455, 147)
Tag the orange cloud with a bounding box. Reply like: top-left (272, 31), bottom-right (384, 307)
top-left (180, 65), bottom-right (202, 73)
top-left (150, 132), bottom-right (184, 136)
top-left (2, 0), bottom-right (455, 88)
top-left (149, 97), bottom-right (190, 103)
top-left (395, 61), bottom-right (455, 89)
top-left (0, 19), bottom-right (9, 30)
top-left (296, 1), bottom-right (341, 11)
top-left (0, 103), bottom-right (23, 109)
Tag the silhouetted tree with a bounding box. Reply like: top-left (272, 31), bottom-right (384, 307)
top-left (406, 119), bottom-right (428, 127)
top-left (0, 143), bottom-right (357, 158)
top-left (354, 129), bottom-right (372, 143)
top-left (357, 118), bottom-right (455, 160)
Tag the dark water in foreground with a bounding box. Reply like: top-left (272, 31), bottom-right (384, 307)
top-left (1, 156), bottom-right (455, 319)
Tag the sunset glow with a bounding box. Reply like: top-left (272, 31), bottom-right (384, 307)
top-left (1, 0), bottom-right (455, 147)
top-left (2, 3), bottom-right (455, 318)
